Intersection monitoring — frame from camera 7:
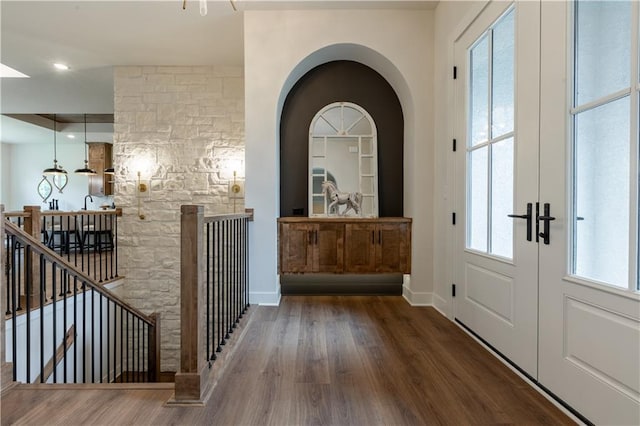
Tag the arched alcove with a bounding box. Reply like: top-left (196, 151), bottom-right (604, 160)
top-left (280, 60), bottom-right (404, 217)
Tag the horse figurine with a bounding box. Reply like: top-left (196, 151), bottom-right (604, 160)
top-left (321, 181), bottom-right (362, 216)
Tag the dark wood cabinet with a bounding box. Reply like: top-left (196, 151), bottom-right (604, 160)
top-left (88, 143), bottom-right (113, 196)
top-left (278, 218), bottom-right (411, 274)
top-left (279, 221), bottom-right (344, 273)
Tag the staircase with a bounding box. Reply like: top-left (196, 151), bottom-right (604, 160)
top-left (2, 206), bottom-right (159, 386)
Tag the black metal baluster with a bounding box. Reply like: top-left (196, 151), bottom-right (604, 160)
top-left (91, 288), bottom-right (95, 383)
top-left (26, 246), bottom-right (33, 383)
top-left (219, 221), bottom-right (225, 348)
top-left (113, 303), bottom-right (117, 383)
top-left (11, 237), bottom-right (17, 380)
top-left (137, 318), bottom-right (141, 382)
top-left (52, 262), bottom-right (58, 383)
top-left (144, 323), bottom-right (147, 381)
top-left (109, 214), bottom-right (114, 280)
top-left (232, 219), bottom-right (236, 328)
top-left (99, 214), bottom-right (104, 283)
top-left (16, 241), bottom-right (23, 311)
top-left (73, 215), bottom-right (78, 267)
top-left (5, 233), bottom-right (10, 315)
top-left (82, 282), bottom-right (87, 383)
top-left (114, 213), bottom-right (119, 278)
top-left (38, 262), bottom-right (45, 383)
top-left (126, 311), bottom-right (130, 382)
top-left (99, 293), bottom-right (103, 383)
top-left (80, 214), bottom-right (85, 276)
top-left (216, 222), bottom-right (221, 353)
top-left (120, 307), bottom-right (124, 382)
top-left (206, 222), bottom-right (211, 362)
top-left (224, 221), bottom-right (229, 340)
top-left (245, 217), bottom-right (250, 311)
top-left (107, 299), bottom-right (110, 383)
top-left (63, 270), bottom-right (68, 383)
top-left (73, 276), bottom-right (78, 383)
top-left (229, 219), bottom-right (233, 330)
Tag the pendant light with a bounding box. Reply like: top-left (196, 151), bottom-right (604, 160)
top-left (43, 114), bottom-right (68, 175)
top-left (74, 114), bottom-right (97, 175)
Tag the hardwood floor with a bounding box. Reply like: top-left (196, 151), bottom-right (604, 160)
top-left (1, 296), bottom-right (574, 425)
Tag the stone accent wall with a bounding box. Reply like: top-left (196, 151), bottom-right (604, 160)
top-left (113, 66), bottom-right (244, 371)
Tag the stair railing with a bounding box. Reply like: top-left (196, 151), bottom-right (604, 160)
top-left (5, 206), bottom-right (121, 291)
top-left (3, 219), bottom-right (159, 384)
top-left (174, 205), bottom-right (252, 403)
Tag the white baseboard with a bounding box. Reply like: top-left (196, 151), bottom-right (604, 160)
top-left (249, 290), bottom-right (281, 306)
top-left (402, 285), bottom-right (433, 306)
top-left (432, 293), bottom-right (450, 318)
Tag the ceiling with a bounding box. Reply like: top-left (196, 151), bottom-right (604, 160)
top-left (0, 0), bottom-right (437, 144)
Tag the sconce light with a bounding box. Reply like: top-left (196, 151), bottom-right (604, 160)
top-left (137, 171), bottom-right (148, 220)
top-left (227, 161), bottom-right (245, 213)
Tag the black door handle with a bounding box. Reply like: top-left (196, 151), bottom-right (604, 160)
top-left (508, 203), bottom-right (532, 241)
top-left (538, 203), bottom-right (555, 245)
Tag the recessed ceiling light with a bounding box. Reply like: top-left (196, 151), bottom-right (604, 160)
top-left (67, 134), bottom-right (76, 139)
top-left (53, 63), bottom-right (69, 70)
top-left (0, 63), bottom-right (29, 78)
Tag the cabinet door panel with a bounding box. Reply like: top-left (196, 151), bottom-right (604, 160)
top-left (376, 223), bottom-right (409, 273)
top-left (345, 223), bottom-right (376, 272)
top-left (316, 223), bottom-right (344, 273)
top-left (280, 223), bottom-right (314, 273)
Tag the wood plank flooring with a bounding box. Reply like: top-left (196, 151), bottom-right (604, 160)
top-left (1, 296), bottom-right (574, 425)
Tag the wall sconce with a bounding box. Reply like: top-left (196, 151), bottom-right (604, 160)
top-left (225, 159), bottom-right (245, 213)
top-left (137, 171), bottom-right (148, 220)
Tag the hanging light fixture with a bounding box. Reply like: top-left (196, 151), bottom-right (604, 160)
top-left (104, 167), bottom-right (115, 175)
top-left (74, 114), bottom-right (97, 175)
top-left (43, 114), bottom-right (68, 175)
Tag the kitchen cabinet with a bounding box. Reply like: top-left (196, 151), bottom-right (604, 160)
top-left (88, 143), bottom-right (113, 196)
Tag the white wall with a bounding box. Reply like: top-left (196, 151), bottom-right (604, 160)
top-left (244, 9), bottom-right (435, 306)
top-left (0, 143), bottom-right (11, 206)
top-left (432, 1), bottom-right (485, 317)
top-left (0, 141), bottom-right (113, 212)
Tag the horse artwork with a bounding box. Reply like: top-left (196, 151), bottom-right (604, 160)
top-left (321, 181), bottom-right (363, 216)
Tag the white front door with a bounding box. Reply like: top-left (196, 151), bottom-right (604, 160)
top-left (453, 1), bottom-right (540, 377)
top-left (454, 1), bottom-right (640, 423)
top-left (538, 2), bottom-right (640, 424)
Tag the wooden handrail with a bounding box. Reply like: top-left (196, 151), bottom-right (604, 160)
top-left (5, 208), bottom-right (122, 218)
top-left (203, 208), bottom-right (254, 223)
top-left (4, 221), bottom-right (154, 326)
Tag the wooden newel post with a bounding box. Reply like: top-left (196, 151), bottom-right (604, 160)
top-left (23, 206), bottom-right (41, 307)
top-left (174, 205), bottom-right (207, 403)
top-left (148, 312), bottom-right (161, 382)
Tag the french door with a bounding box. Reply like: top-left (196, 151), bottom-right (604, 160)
top-left (454, 1), bottom-right (640, 424)
top-left (538, 2), bottom-right (640, 425)
top-left (453, 0), bottom-right (540, 378)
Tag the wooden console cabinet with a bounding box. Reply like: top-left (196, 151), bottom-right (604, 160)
top-left (278, 217), bottom-right (411, 274)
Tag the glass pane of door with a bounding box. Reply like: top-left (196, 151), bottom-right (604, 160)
top-left (575, 0), bottom-right (631, 105)
top-left (571, 0), bottom-right (634, 289)
top-left (466, 7), bottom-right (515, 259)
top-left (574, 98), bottom-right (630, 286)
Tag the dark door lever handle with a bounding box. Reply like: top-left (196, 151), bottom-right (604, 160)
top-left (508, 203), bottom-right (533, 241)
top-left (538, 203), bottom-right (555, 245)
